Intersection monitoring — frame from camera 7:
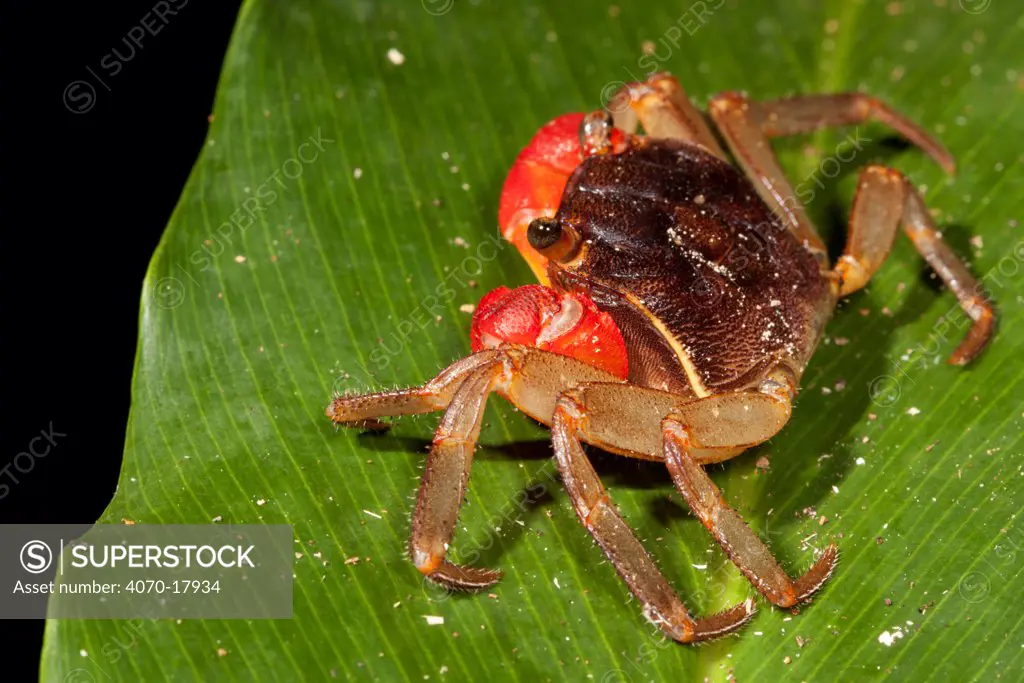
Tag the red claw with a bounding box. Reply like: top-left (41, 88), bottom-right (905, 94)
top-left (471, 284), bottom-right (629, 380)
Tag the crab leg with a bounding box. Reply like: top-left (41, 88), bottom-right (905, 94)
top-left (328, 352), bottom-right (508, 587)
top-left (661, 417), bottom-right (838, 608)
top-left (833, 165), bottom-right (994, 365)
top-left (329, 354), bottom-right (506, 589)
top-left (549, 377), bottom-right (838, 611)
top-left (552, 394), bottom-right (755, 643)
top-left (550, 381), bottom-right (789, 462)
top-left (325, 350), bottom-right (504, 429)
top-left (327, 346), bottom-right (622, 589)
top-left (328, 346), bottom-right (837, 615)
top-left (608, 72), bottom-right (727, 159)
top-left (831, 165), bottom-right (906, 294)
top-left (748, 92), bottom-right (954, 174)
top-left (409, 364), bottom-right (506, 589)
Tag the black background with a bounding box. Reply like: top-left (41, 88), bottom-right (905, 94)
top-left (5, 1), bottom-right (243, 678)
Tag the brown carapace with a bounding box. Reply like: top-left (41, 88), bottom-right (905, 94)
top-left (327, 73), bottom-right (994, 643)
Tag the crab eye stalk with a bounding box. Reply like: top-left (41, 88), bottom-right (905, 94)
top-left (527, 217), bottom-right (580, 262)
top-left (580, 110), bottom-right (615, 157)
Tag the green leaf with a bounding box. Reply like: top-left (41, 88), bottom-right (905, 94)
top-left (43, 0), bottom-right (1024, 680)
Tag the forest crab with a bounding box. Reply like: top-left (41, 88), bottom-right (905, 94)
top-left (326, 73), bottom-right (993, 642)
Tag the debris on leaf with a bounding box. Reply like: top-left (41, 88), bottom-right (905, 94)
top-left (878, 629), bottom-right (904, 646)
top-left (387, 48), bottom-right (405, 65)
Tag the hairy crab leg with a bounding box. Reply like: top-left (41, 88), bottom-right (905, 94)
top-left (327, 352), bottom-right (510, 587)
top-left (325, 350), bottom-right (504, 429)
top-left (833, 165), bottom-right (994, 364)
top-left (328, 347), bottom-right (609, 589)
top-left (552, 394), bottom-right (755, 643)
top-left (409, 364), bottom-right (507, 589)
top-left (661, 418), bottom-right (838, 608)
top-left (327, 339), bottom-right (625, 589)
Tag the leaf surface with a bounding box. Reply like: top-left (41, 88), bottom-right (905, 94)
top-left (43, 1), bottom-right (1024, 680)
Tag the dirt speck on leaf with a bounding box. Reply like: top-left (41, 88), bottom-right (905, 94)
top-left (387, 48), bottom-right (405, 65)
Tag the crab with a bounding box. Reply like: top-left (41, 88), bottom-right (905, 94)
top-left (326, 73), bottom-right (993, 642)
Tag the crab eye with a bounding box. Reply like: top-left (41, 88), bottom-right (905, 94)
top-left (527, 217), bottom-right (580, 262)
top-left (527, 217), bottom-right (561, 250)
